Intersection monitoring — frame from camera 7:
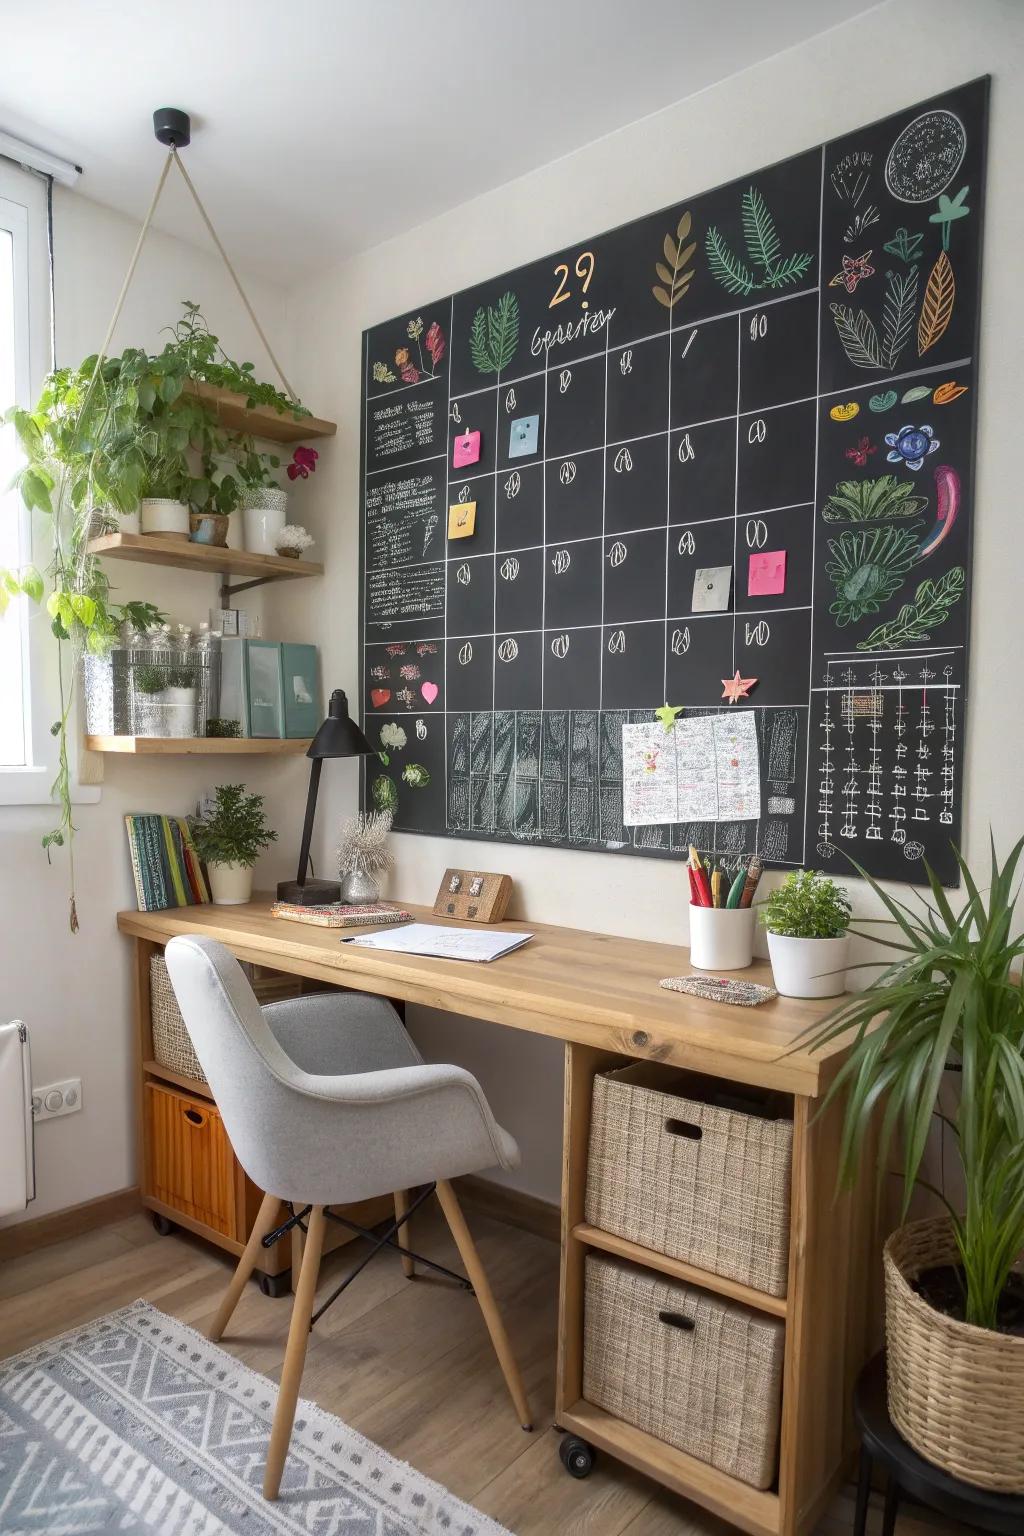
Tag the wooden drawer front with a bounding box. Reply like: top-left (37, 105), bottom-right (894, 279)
top-left (146, 1082), bottom-right (237, 1237)
top-left (583, 1254), bottom-right (785, 1490)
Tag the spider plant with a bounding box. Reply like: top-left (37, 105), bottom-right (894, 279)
top-left (799, 836), bottom-right (1024, 1331)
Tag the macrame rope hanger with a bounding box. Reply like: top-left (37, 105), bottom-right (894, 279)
top-left (87, 106), bottom-right (297, 406)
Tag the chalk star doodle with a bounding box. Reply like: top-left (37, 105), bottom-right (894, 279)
top-left (829, 251), bottom-right (875, 293)
top-left (654, 702), bottom-right (683, 732)
top-left (721, 671), bottom-right (757, 704)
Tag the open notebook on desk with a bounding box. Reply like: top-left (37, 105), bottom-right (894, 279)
top-left (342, 922), bottom-right (533, 963)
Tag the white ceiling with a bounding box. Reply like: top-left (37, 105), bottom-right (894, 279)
top-left (0, 0), bottom-right (878, 287)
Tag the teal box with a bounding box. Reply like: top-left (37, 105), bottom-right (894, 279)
top-left (281, 644), bottom-right (320, 738)
top-left (245, 641), bottom-right (286, 738)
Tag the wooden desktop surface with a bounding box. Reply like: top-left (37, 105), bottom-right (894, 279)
top-left (117, 899), bottom-right (855, 1096)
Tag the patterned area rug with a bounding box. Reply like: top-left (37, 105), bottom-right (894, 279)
top-left (0, 1299), bottom-right (512, 1534)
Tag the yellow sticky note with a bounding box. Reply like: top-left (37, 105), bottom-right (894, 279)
top-left (448, 501), bottom-right (477, 539)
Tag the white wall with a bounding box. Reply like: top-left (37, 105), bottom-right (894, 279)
top-left (0, 190), bottom-right (303, 1225)
top-left (269, 0), bottom-right (1024, 1205)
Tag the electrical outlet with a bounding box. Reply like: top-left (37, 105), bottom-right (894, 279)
top-left (31, 1078), bottom-right (82, 1121)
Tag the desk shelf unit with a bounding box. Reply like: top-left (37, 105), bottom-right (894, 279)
top-left (117, 901), bottom-right (879, 1536)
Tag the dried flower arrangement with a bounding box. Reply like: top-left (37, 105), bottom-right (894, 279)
top-left (275, 523), bottom-right (315, 557)
top-left (337, 811), bottom-right (395, 879)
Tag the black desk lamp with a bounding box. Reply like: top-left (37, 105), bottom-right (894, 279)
top-left (276, 689), bottom-right (373, 905)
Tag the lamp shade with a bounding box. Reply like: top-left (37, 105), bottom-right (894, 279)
top-left (307, 689), bottom-right (372, 759)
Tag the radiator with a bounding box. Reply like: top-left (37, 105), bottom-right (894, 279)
top-left (0, 1020), bottom-right (35, 1217)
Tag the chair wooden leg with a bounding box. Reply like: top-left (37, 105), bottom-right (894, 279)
top-left (263, 1205), bottom-right (325, 1500)
top-left (394, 1189), bottom-right (415, 1278)
top-left (209, 1190), bottom-right (283, 1343)
top-left (435, 1180), bottom-right (532, 1430)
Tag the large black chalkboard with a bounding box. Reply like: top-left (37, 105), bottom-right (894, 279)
top-left (360, 79), bottom-right (988, 885)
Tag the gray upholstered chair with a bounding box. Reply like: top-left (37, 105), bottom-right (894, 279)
top-left (164, 934), bottom-right (530, 1500)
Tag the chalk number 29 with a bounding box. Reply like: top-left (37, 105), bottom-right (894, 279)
top-left (550, 250), bottom-right (596, 309)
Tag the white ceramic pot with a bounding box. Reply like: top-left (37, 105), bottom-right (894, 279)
top-left (207, 860), bottom-right (254, 905)
top-left (161, 686), bottom-right (198, 738)
top-left (689, 905), bottom-right (755, 971)
top-left (120, 506), bottom-right (140, 535)
top-left (243, 489), bottom-right (288, 555)
top-left (140, 498), bottom-right (190, 539)
top-left (767, 931), bottom-right (849, 998)
top-left (225, 512), bottom-right (245, 550)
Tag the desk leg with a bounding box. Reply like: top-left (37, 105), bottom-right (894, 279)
top-left (556, 1043), bottom-right (625, 1422)
top-left (778, 1091), bottom-right (880, 1536)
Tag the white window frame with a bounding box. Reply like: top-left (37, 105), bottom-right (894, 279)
top-left (0, 159), bottom-right (97, 806)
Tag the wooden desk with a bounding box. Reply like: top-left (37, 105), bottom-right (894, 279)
top-left (118, 899), bottom-right (877, 1536)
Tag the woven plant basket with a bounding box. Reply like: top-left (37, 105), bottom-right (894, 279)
top-left (884, 1216), bottom-right (1024, 1493)
top-left (586, 1062), bottom-right (793, 1296)
top-left (150, 954), bottom-right (207, 1084)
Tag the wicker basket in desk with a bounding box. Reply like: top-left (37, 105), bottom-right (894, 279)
top-left (585, 1062), bottom-right (793, 1297)
top-left (150, 954), bottom-right (208, 1083)
top-left (583, 1254), bottom-right (786, 1488)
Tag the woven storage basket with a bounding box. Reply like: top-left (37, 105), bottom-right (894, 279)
top-left (150, 954), bottom-right (207, 1083)
top-left (884, 1217), bottom-right (1024, 1493)
top-left (583, 1254), bottom-right (785, 1488)
top-left (586, 1063), bottom-right (793, 1297)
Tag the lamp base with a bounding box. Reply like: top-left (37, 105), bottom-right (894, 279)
top-left (276, 878), bottom-right (342, 906)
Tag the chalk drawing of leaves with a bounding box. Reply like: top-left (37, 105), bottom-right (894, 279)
top-left (704, 186), bottom-right (814, 297)
top-left (470, 291), bottom-right (520, 375)
top-left (881, 266), bottom-right (919, 370)
top-left (652, 210), bottom-right (696, 309)
top-left (918, 251), bottom-right (955, 355)
top-left (831, 303), bottom-right (883, 369)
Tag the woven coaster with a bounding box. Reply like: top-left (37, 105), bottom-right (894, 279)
top-left (660, 975), bottom-right (778, 1007)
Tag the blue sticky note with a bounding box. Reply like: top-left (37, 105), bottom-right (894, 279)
top-left (509, 414), bottom-right (539, 458)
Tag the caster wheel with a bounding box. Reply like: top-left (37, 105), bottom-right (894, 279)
top-left (559, 1434), bottom-right (595, 1479)
top-left (151, 1213), bottom-right (176, 1237)
top-left (258, 1270), bottom-right (292, 1298)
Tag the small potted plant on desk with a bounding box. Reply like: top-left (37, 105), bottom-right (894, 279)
top-left (761, 869), bottom-right (851, 998)
top-left (191, 784), bottom-right (277, 905)
top-left (237, 443), bottom-right (317, 555)
top-left (798, 839), bottom-right (1024, 1492)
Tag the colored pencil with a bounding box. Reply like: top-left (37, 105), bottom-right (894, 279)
top-left (726, 866), bottom-right (747, 909)
top-left (711, 868), bottom-right (723, 908)
top-left (738, 858), bottom-right (762, 909)
top-left (688, 845), bottom-right (712, 906)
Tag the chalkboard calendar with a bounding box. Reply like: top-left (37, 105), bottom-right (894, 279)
top-left (360, 78), bottom-right (988, 886)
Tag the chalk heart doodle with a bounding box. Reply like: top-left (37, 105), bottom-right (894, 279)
top-left (559, 460), bottom-right (576, 486)
top-left (607, 542), bottom-right (628, 568)
top-left (370, 688), bottom-right (391, 708)
top-left (415, 718), bottom-right (428, 740)
top-left (455, 563), bottom-right (471, 586)
top-left (551, 548), bottom-right (571, 575)
top-left (559, 370), bottom-right (572, 394)
top-left (614, 448), bottom-right (633, 474)
top-left (607, 630), bottom-right (626, 656)
top-left (498, 637), bottom-right (519, 663)
top-left (884, 109), bottom-right (966, 203)
top-left (551, 633), bottom-right (571, 659)
top-left (678, 529), bottom-right (696, 556)
top-left (670, 626), bottom-right (690, 655)
top-left (504, 471), bottom-right (521, 499)
top-left (420, 681), bottom-right (439, 704)
top-left (500, 556), bottom-right (520, 582)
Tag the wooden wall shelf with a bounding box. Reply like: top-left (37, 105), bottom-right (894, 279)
top-left (185, 380), bottom-right (337, 443)
top-left (85, 735), bottom-right (311, 755)
top-left (86, 532), bottom-right (323, 583)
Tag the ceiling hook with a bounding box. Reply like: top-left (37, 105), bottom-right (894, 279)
top-left (152, 107), bottom-right (191, 150)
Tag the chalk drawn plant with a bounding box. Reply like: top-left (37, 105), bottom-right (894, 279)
top-left (826, 524), bottom-right (922, 625)
top-left (470, 290), bottom-right (520, 375)
top-left (652, 210), bottom-right (697, 309)
top-left (704, 186), bottom-right (815, 297)
top-left (821, 475), bottom-right (928, 523)
top-left (856, 567), bottom-right (966, 650)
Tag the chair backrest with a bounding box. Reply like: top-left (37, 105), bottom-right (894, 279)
top-left (164, 934), bottom-right (309, 1198)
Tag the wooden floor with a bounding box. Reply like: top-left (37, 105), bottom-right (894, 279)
top-left (0, 1203), bottom-right (967, 1536)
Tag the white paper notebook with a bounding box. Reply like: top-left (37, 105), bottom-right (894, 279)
top-left (343, 922), bottom-right (533, 963)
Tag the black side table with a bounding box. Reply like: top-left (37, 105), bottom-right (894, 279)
top-left (853, 1352), bottom-right (1024, 1535)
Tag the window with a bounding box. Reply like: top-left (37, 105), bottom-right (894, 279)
top-left (0, 158), bottom-right (61, 801)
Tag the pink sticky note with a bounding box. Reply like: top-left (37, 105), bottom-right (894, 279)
top-left (748, 550), bottom-right (786, 597)
top-left (453, 430), bottom-right (481, 469)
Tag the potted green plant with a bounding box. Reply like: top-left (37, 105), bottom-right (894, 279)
top-left (760, 869), bottom-right (851, 997)
top-left (800, 840), bottom-right (1024, 1491)
top-left (132, 663), bottom-right (198, 738)
top-left (190, 783), bottom-right (277, 905)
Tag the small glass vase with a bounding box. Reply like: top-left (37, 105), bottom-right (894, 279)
top-left (340, 870), bottom-right (381, 905)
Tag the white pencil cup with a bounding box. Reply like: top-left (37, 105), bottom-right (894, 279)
top-left (688, 906), bottom-right (756, 971)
